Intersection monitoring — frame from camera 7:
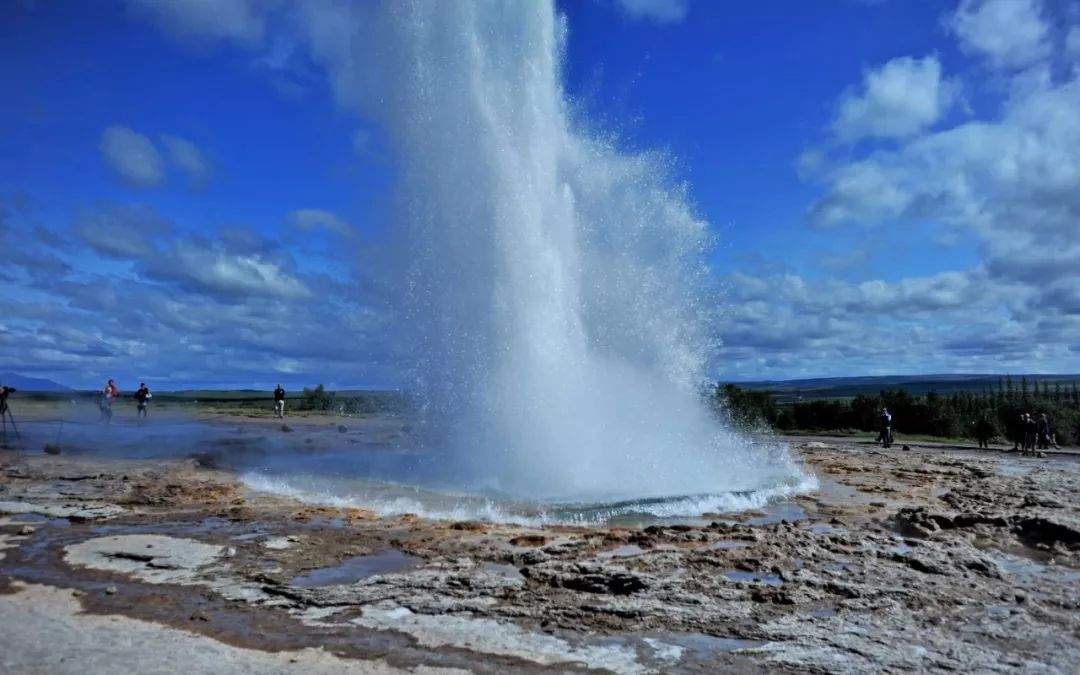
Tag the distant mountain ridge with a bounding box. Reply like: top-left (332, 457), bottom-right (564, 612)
top-left (728, 373), bottom-right (1080, 402)
top-left (0, 372), bottom-right (72, 391)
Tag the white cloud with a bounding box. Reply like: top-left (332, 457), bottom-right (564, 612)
top-left (800, 8), bottom-right (1080, 376)
top-left (711, 267), bottom-right (1077, 378)
top-left (614, 0), bottom-right (689, 24)
top-left (99, 126), bottom-right (165, 188)
top-left (161, 135), bottom-right (211, 187)
top-left (1067, 26), bottom-right (1080, 60)
top-left (833, 55), bottom-right (955, 142)
top-left (811, 74), bottom-right (1080, 236)
top-left (949, 0), bottom-right (1051, 69)
top-left (159, 242), bottom-right (312, 300)
top-left (76, 203), bottom-right (171, 260)
top-left (125, 0), bottom-right (266, 45)
top-left (286, 208), bottom-right (353, 236)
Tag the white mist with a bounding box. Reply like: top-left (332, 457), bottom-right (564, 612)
top-left (301, 1), bottom-right (807, 506)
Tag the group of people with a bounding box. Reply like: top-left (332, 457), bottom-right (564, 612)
top-left (97, 379), bottom-right (152, 423)
top-left (96, 380), bottom-right (288, 422)
top-left (1014, 412), bottom-right (1058, 453)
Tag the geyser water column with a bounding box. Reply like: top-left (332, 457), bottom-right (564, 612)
top-left (313, 1), bottom-right (807, 505)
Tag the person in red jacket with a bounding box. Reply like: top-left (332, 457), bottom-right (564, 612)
top-left (99, 379), bottom-right (120, 424)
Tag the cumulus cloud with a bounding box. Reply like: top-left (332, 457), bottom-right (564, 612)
top-left (286, 209), bottom-right (353, 236)
top-left (833, 56), bottom-right (955, 142)
top-left (710, 266), bottom-right (1073, 378)
top-left (792, 3), bottom-right (1080, 376)
top-left (0, 199), bottom-right (390, 388)
top-left (146, 239), bottom-right (312, 300)
top-left (100, 126), bottom-right (165, 188)
top-left (161, 135), bottom-right (211, 187)
top-left (613, 0), bottom-right (689, 24)
top-left (1067, 26), bottom-right (1080, 60)
top-left (75, 203), bottom-right (172, 260)
top-left (125, 0), bottom-right (266, 46)
top-left (809, 74), bottom-right (1080, 244)
top-left (72, 203), bottom-right (311, 301)
top-left (949, 0), bottom-right (1051, 69)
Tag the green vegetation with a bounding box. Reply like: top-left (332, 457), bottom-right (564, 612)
top-left (716, 376), bottom-right (1080, 445)
top-left (295, 385), bottom-right (407, 416)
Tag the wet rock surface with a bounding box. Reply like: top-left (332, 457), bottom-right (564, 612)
top-left (1, 437), bottom-right (1078, 673)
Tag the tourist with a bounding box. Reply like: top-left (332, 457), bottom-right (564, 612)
top-left (1010, 412), bottom-right (1025, 452)
top-left (879, 407), bottom-right (893, 448)
top-left (1037, 414), bottom-right (1051, 450)
top-left (100, 378), bottom-right (120, 424)
top-left (135, 382), bottom-right (152, 418)
top-left (274, 384), bottom-right (286, 419)
top-left (1022, 413), bottom-right (1037, 454)
top-left (973, 414), bottom-right (995, 449)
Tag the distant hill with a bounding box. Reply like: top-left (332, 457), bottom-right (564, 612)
top-left (728, 374), bottom-right (1080, 403)
top-left (0, 372), bottom-right (72, 392)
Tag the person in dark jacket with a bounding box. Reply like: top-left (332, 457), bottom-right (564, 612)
top-left (274, 384), bottom-right (286, 419)
top-left (973, 413), bottom-right (995, 449)
top-left (879, 408), bottom-right (893, 448)
top-left (1022, 413), bottom-right (1037, 453)
top-left (134, 382), bottom-right (152, 418)
top-left (1036, 414), bottom-right (1051, 450)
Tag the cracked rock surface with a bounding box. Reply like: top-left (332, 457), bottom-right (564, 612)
top-left (1, 431), bottom-right (1078, 673)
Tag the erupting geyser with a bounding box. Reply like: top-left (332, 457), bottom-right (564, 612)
top-left (282, 0), bottom-right (810, 517)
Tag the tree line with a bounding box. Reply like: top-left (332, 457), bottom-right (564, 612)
top-left (715, 377), bottom-right (1080, 445)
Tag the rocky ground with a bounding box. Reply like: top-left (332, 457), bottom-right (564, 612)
top-left (1, 427), bottom-right (1078, 673)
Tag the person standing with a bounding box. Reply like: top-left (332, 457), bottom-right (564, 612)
top-left (879, 407), bottom-right (893, 448)
top-left (1023, 413), bottom-right (1037, 454)
top-left (135, 382), bottom-right (152, 418)
top-left (100, 379), bottom-right (120, 424)
top-left (273, 384), bottom-right (286, 419)
top-left (1037, 414), bottom-right (1051, 450)
top-left (973, 413), bottom-right (995, 449)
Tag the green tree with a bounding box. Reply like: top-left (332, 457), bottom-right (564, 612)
top-left (301, 384), bottom-right (335, 411)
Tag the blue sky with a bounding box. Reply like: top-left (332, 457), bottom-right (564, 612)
top-left (2, 0), bottom-right (1079, 389)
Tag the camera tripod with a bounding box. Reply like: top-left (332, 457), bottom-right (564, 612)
top-left (0, 400), bottom-right (19, 446)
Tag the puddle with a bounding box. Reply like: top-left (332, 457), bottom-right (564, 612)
top-left (599, 544), bottom-right (645, 558)
top-left (996, 459), bottom-right (1033, 478)
top-left (723, 570), bottom-right (782, 587)
top-left (652, 631), bottom-right (764, 654)
top-left (809, 607), bottom-right (837, 618)
top-left (986, 551), bottom-right (1080, 582)
top-left (887, 536), bottom-right (914, 555)
top-left (596, 631), bottom-right (765, 670)
top-left (291, 549), bottom-right (423, 588)
top-left (705, 540), bottom-right (749, 551)
top-left (809, 523), bottom-right (837, 535)
top-left (480, 562), bottom-right (524, 580)
top-left (6, 513), bottom-right (49, 524)
top-left (746, 502), bottom-right (807, 526)
top-left (231, 531), bottom-right (266, 542)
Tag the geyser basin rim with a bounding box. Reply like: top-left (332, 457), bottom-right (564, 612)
top-left (240, 470), bottom-right (819, 525)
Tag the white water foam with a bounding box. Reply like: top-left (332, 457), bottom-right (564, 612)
top-left (240, 469), bottom-right (818, 527)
